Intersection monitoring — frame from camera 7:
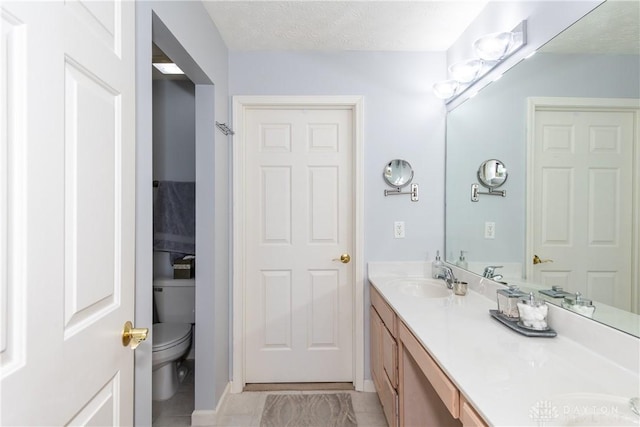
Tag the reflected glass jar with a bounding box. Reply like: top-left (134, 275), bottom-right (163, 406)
top-left (496, 284), bottom-right (526, 319)
top-left (561, 292), bottom-right (595, 318)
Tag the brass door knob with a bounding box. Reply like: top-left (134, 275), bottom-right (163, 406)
top-left (533, 255), bottom-right (553, 264)
top-left (333, 253), bottom-right (351, 264)
top-left (122, 321), bottom-right (149, 350)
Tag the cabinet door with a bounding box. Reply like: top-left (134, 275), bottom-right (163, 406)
top-left (399, 342), bottom-right (461, 427)
top-left (371, 286), bottom-right (396, 336)
top-left (382, 323), bottom-right (397, 388)
top-left (370, 306), bottom-right (383, 390)
top-left (378, 368), bottom-right (398, 427)
top-left (460, 395), bottom-right (488, 427)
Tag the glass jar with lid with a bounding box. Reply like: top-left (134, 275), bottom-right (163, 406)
top-left (496, 284), bottom-right (526, 319)
top-left (517, 292), bottom-right (549, 330)
top-left (561, 292), bottom-right (595, 318)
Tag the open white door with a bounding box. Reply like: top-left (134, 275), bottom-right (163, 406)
top-left (1, 1), bottom-right (137, 425)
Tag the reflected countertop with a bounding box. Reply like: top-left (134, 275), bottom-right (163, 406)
top-left (368, 262), bottom-right (640, 427)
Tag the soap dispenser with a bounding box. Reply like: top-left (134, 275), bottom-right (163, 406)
top-left (432, 250), bottom-right (443, 279)
top-left (455, 251), bottom-right (468, 269)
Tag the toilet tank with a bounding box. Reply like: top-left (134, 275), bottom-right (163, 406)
top-left (153, 278), bottom-right (195, 323)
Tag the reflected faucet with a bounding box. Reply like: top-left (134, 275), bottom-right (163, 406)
top-left (483, 265), bottom-right (504, 281)
top-left (630, 397), bottom-right (639, 417)
top-left (435, 265), bottom-right (456, 289)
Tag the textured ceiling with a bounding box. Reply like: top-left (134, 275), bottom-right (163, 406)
top-left (202, 1), bottom-right (490, 51)
top-left (541, 0), bottom-right (640, 55)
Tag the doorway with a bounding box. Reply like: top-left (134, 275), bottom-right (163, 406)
top-left (150, 43), bottom-right (196, 423)
top-left (232, 96), bottom-right (365, 392)
top-left (135, 11), bottom-right (226, 427)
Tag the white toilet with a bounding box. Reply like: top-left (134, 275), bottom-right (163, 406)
top-left (152, 277), bottom-right (195, 401)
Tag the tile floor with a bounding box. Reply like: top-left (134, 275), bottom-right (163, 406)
top-left (152, 361), bottom-right (388, 427)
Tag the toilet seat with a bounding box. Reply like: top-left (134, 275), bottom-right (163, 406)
top-left (153, 323), bottom-right (191, 352)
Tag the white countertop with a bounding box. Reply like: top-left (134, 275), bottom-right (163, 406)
top-left (368, 263), bottom-right (640, 426)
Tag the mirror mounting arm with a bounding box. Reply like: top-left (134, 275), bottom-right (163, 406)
top-left (471, 183), bottom-right (506, 202)
top-left (385, 183), bottom-right (419, 202)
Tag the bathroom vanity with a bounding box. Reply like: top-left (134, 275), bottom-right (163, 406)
top-left (371, 285), bottom-right (481, 426)
top-left (369, 262), bottom-right (640, 427)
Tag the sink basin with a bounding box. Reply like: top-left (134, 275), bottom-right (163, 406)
top-left (391, 278), bottom-right (452, 298)
top-left (533, 393), bottom-right (640, 426)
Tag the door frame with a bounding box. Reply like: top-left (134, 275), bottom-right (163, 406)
top-left (231, 96), bottom-right (364, 392)
top-left (526, 97), bottom-right (640, 313)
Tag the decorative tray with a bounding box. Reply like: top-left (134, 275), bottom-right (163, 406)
top-left (489, 309), bottom-right (557, 338)
top-left (539, 288), bottom-right (572, 299)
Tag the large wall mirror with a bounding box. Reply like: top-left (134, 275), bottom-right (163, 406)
top-left (445, 1), bottom-right (640, 337)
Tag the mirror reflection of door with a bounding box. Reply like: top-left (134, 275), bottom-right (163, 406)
top-left (529, 100), bottom-right (637, 312)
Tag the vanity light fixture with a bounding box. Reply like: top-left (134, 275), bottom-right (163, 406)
top-left (153, 62), bottom-right (185, 75)
top-left (433, 20), bottom-right (527, 102)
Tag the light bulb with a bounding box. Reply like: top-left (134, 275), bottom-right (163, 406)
top-left (448, 59), bottom-right (484, 83)
top-left (432, 80), bottom-right (459, 99)
top-left (473, 32), bottom-right (514, 61)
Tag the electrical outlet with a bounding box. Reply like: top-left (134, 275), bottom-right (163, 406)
top-left (484, 221), bottom-right (496, 239)
top-left (394, 221), bottom-right (405, 239)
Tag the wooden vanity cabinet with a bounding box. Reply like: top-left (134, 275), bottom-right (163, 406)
top-left (460, 395), bottom-right (489, 427)
top-left (370, 284), bottom-right (489, 427)
top-left (370, 287), bottom-right (398, 427)
top-left (398, 321), bottom-right (461, 426)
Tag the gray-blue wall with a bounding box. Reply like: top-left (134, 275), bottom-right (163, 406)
top-left (230, 51), bottom-right (448, 262)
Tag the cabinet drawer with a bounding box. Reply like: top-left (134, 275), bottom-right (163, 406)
top-left (382, 324), bottom-right (397, 388)
top-left (378, 367), bottom-right (398, 427)
top-left (398, 321), bottom-right (459, 419)
top-left (460, 395), bottom-right (488, 427)
top-left (371, 285), bottom-right (396, 336)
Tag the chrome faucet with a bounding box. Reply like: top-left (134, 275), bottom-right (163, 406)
top-left (483, 265), bottom-right (504, 281)
top-left (435, 265), bottom-right (456, 289)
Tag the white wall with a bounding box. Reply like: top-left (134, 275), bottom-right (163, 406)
top-left (446, 52), bottom-right (640, 267)
top-left (136, 2), bottom-right (230, 425)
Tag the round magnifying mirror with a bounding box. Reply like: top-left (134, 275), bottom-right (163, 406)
top-left (383, 159), bottom-right (414, 188)
top-left (477, 159), bottom-right (508, 189)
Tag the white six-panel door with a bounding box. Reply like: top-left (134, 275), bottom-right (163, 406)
top-left (243, 106), bottom-right (354, 383)
top-left (531, 106), bottom-right (636, 310)
top-left (1, 1), bottom-right (136, 425)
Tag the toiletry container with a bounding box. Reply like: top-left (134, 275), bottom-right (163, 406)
top-left (496, 284), bottom-right (526, 319)
top-left (517, 293), bottom-right (549, 330)
top-left (432, 250), bottom-right (443, 278)
top-left (455, 251), bottom-right (468, 269)
top-left (152, 278), bottom-right (195, 400)
top-left (561, 292), bottom-right (595, 318)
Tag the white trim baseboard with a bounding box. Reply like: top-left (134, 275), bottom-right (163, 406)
top-left (362, 379), bottom-right (377, 393)
top-left (190, 382), bottom-right (231, 425)
top-left (232, 96), bottom-right (365, 393)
